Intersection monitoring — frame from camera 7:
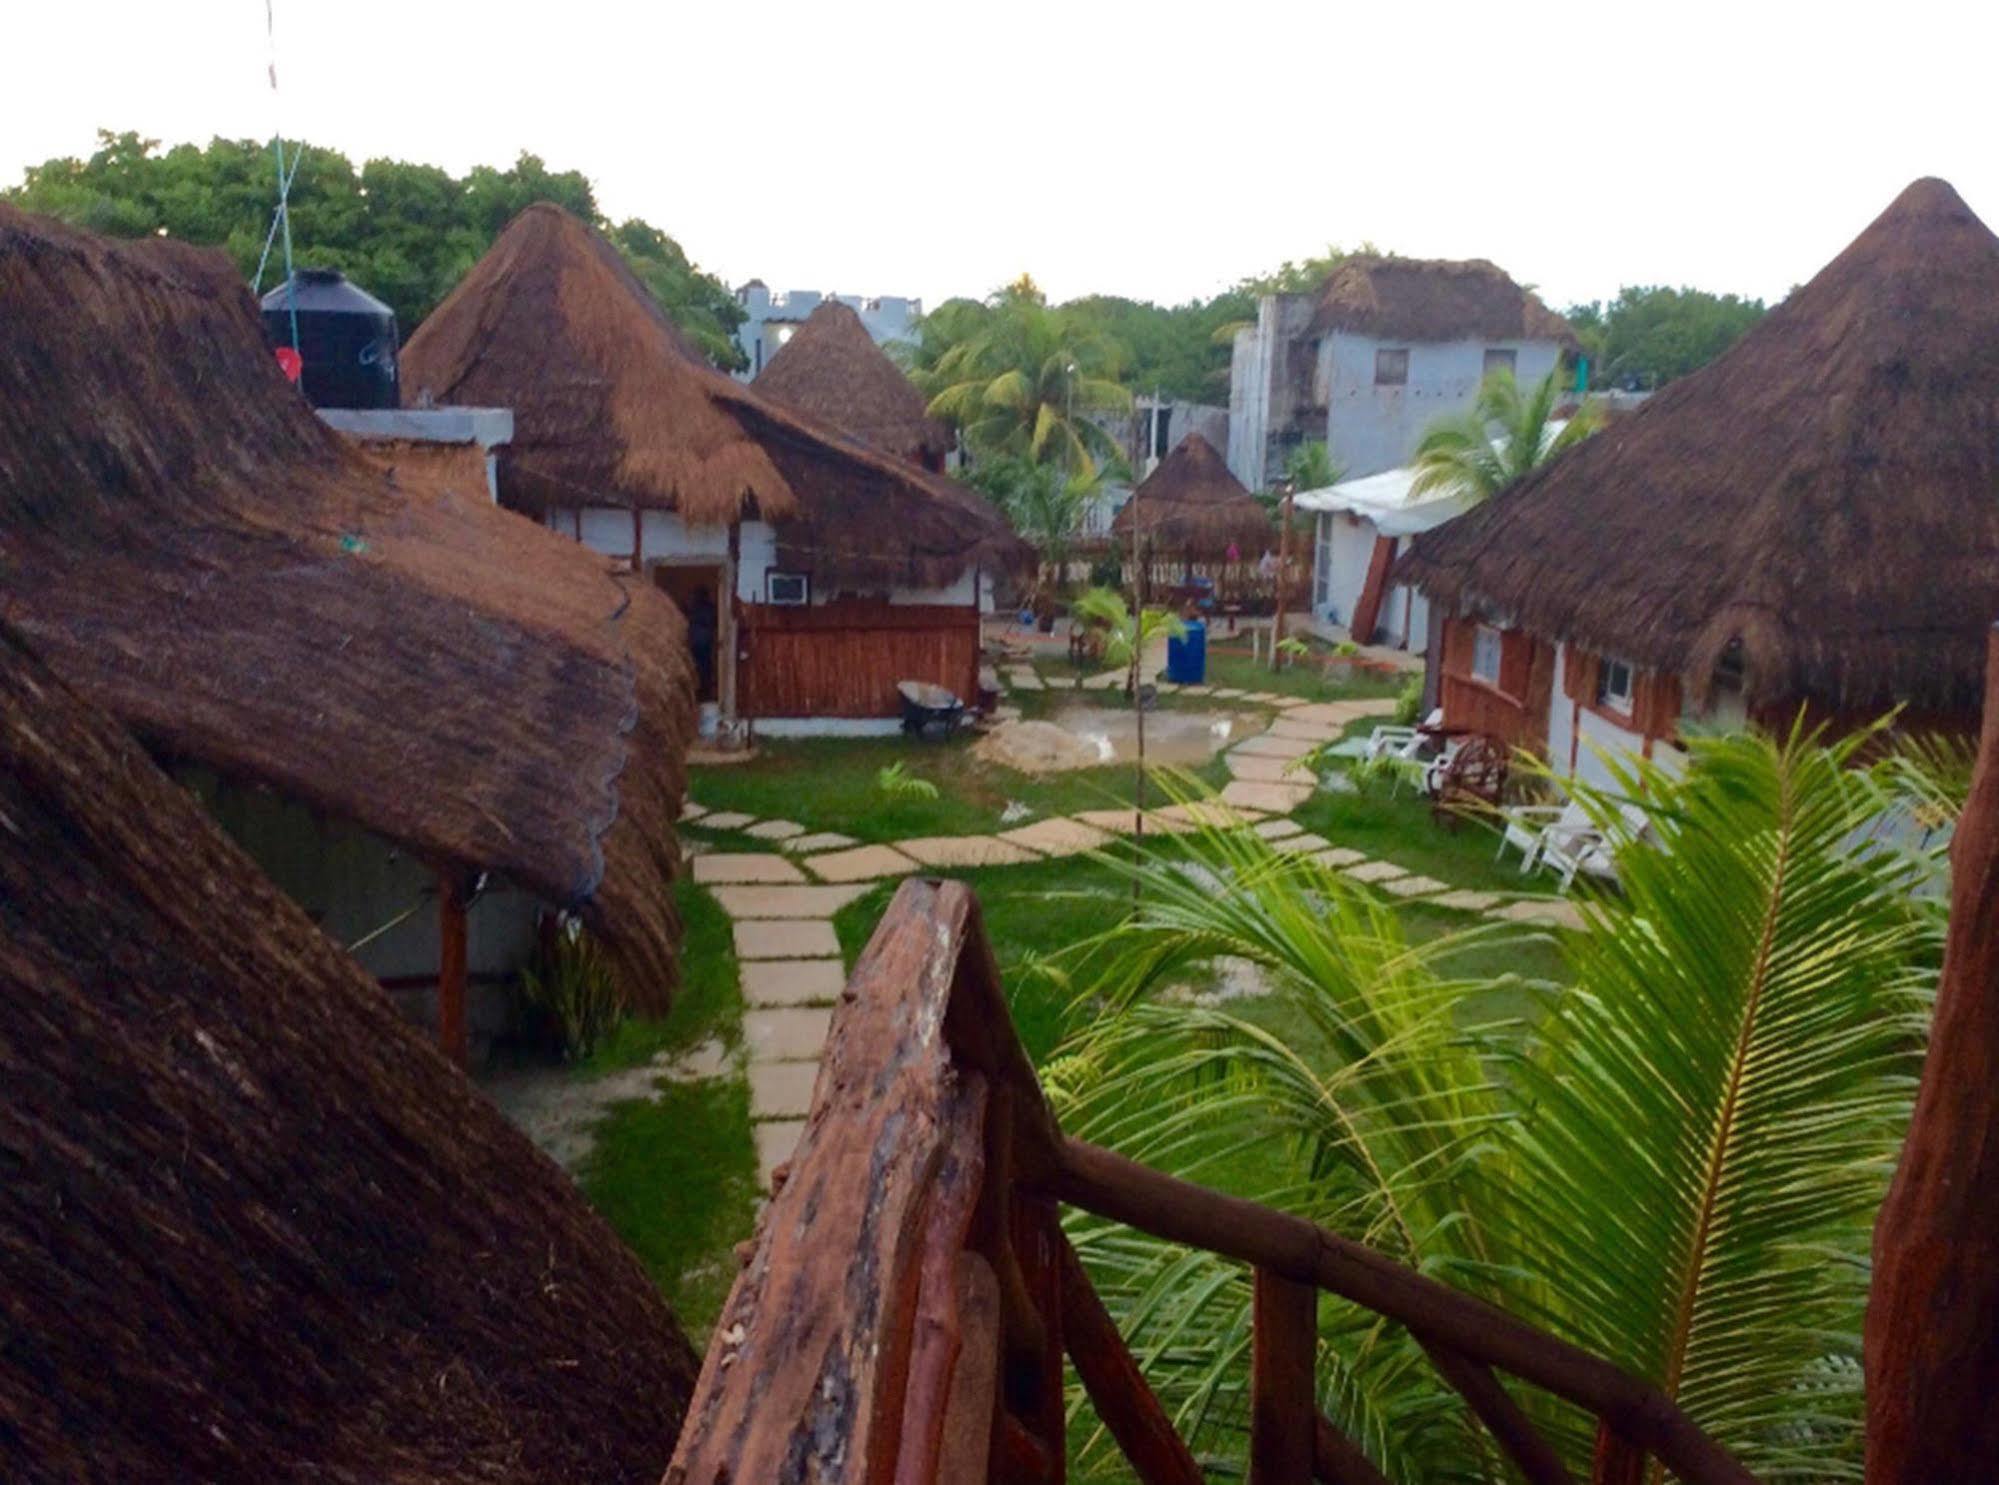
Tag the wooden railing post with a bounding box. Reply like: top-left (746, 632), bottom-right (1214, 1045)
top-left (436, 868), bottom-right (468, 1066)
top-left (1251, 1268), bottom-right (1317, 1484)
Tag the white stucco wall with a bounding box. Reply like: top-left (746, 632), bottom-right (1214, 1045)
top-left (1227, 313), bottom-right (1274, 490)
top-left (1327, 335), bottom-right (1565, 479)
top-left (179, 768), bottom-right (542, 1050)
top-left (549, 506), bottom-right (780, 601)
top-left (1548, 644), bottom-right (1688, 790)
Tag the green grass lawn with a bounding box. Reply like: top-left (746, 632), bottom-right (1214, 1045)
top-left (1290, 776), bottom-right (1540, 897)
top-left (574, 879), bottom-right (759, 1344)
top-left (689, 733), bottom-right (1233, 845)
top-left (1199, 635), bottom-right (1413, 703)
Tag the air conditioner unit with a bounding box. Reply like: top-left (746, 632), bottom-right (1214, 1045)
top-left (767, 572), bottom-right (809, 606)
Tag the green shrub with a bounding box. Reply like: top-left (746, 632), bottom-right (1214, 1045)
top-left (1392, 674), bottom-right (1423, 725)
top-left (520, 919), bottom-right (624, 1061)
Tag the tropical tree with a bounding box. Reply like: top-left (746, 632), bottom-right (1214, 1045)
top-left (914, 278), bottom-right (1132, 474)
top-left (1564, 285), bottom-right (1768, 390)
top-left (1409, 367), bottom-right (1603, 504)
top-left (1284, 439), bottom-right (1341, 495)
top-left (1048, 723), bottom-right (1947, 1479)
top-left (964, 457), bottom-right (1109, 595)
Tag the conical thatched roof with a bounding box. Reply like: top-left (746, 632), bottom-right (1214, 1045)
top-left (0, 203), bottom-right (694, 1011)
top-left (1309, 254), bottom-right (1574, 344)
top-left (401, 203), bottom-right (795, 524)
top-left (1398, 178), bottom-right (1999, 715)
top-left (755, 300), bottom-right (952, 467)
top-left (403, 206), bottom-right (1029, 589)
top-left (0, 628), bottom-right (699, 1481)
top-left (1111, 433), bottom-right (1274, 559)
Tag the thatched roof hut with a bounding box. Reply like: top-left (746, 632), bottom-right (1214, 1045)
top-left (0, 203), bottom-right (694, 1010)
top-left (1309, 254), bottom-right (1574, 344)
top-left (402, 205), bottom-right (1027, 590)
top-left (1111, 433), bottom-right (1273, 560)
top-left (1397, 177), bottom-right (1999, 717)
top-left (0, 629), bottom-right (699, 1481)
top-left (754, 299), bottom-right (953, 468)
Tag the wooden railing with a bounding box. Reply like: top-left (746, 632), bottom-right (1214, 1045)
top-left (664, 878), bottom-right (1755, 1485)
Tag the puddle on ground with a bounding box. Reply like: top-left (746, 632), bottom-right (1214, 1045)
top-left (1049, 703), bottom-right (1253, 765)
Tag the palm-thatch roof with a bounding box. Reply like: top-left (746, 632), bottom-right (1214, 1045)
top-left (754, 300), bottom-right (953, 468)
top-left (0, 628), bottom-right (698, 1481)
top-left (1397, 177), bottom-right (1999, 717)
top-left (1310, 254), bottom-right (1574, 344)
top-left (1111, 433), bottom-right (1273, 559)
top-left (402, 205), bottom-right (1028, 590)
top-left (0, 202), bottom-right (694, 1011)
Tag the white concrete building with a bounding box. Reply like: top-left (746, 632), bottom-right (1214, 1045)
top-left (1228, 256), bottom-right (1573, 490)
top-left (734, 281), bottom-right (921, 378)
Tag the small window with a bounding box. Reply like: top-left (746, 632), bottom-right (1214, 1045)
top-left (1375, 348), bottom-right (1410, 386)
top-left (1471, 624), bottom-right (1503, 685)
top-left (767, 572), bottom-right (809, 606)
top-left (1482, 347), bottom-right (1517, 379)
top-left (1153, 405), bottom-right (1172, 459)
top-left (1598, 657), bottom-right (1635, 713)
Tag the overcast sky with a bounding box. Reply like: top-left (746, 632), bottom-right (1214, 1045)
top-left (5, 2), bottom-right (1994, 313)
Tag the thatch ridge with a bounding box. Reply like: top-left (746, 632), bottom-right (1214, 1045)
top-left (1397, 177), bottom-right (1999, 715)
top-left (754, 300), bottom-right (953, 466)
top-left (0, 201), bottom-right (695, 1010)
top-left (1310, 253), bottom-right (1574, 345)
top-left (400, 202), bottom-right (795, 524)
top-left (0, 629), bottom-right (698, 1481)
top-left (404, 204), bottom-right (1029, 589)
top-left (1111, 432), bottom-right (1273, 559)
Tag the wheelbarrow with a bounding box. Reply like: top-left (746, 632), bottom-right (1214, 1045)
top-left (897, 680), bottom-right (969, 737)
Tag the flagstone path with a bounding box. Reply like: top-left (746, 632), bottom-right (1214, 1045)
top-left (684, 664), bottom-right (1588, 1186)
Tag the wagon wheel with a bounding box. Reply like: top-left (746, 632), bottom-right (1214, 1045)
top-left (1431, 734), bottom-right (1509, 829)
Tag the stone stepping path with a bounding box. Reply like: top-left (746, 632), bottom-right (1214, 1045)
top-left (733, 918), bottom-right (840, 959)
top-left (895, 835), bottom-right (1040, 868)
top-left (711, 884), bottom-right (872, 918)
top-left (999, 816), bottom-right (1111, 856)
top-left (679, 674), bottom-right (1596, 1187)
top-left (741, 958), bottom-right (845, 1005)
top-left (691, 853), bottom-right (805, 886)
top-left (803, 843), bottom-right (921, 883)
top-left (781, 831), bottom-right (857, 854)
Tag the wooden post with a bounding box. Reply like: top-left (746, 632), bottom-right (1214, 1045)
top-left (1271, 486), bottom-right (1294, 672)
top-left (721, 522), bottom-right (742, 730)
top-left (437, 869), bottom-right (468, 1067)
top-left (1251, 1268), bottom-right (1316, 1484)
top-left (1864, 625), bottom-right (1999, 1480)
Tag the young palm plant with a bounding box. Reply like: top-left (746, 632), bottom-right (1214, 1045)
top-left (1049, 726), bottom-right (1945, 1480)
top-left (917, 283), bottom-right (1132, 474)
top-left (1410, 366), bottom-right (1604, 503)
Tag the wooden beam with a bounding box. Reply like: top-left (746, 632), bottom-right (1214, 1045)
top-left (1045, 1138), bottom-right (1754, 1485)
top-left (1418, 1334), bottom-right (1573, 1485)
top-left (937, 1255), bottom-right (1002, 1484)
top-left (1348, 535), bottom-right (1396, 648)
top-left (1054, 1233), bottom-right (1203, 1485)
top-left (1313, 1412), bottom-right (1392, 1485)
top-left (1865, 625), bottom-right (1999, 1480)
top-left (436, 869), bottom-right (467, 1066)
top-left (1251, 1268), bottom-right (1317, 1484)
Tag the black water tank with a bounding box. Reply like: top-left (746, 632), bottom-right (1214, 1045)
top-left (261, 269), bottom-right (399, 409)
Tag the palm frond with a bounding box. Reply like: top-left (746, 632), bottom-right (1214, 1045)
top-left (1495, 724), bottom-right (1940, 1476)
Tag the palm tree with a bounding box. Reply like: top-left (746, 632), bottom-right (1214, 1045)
top-left (1284, 439), bottom-right (1341, 495)
top-left (1409, 366), bottom-right (1603, 503)
top-left (1050, 724), bottom-right (1949, 1480)
top-left (916, 280), bottom-right (1132, 475)
top-left (971, 459), bottom-right (1104, 596)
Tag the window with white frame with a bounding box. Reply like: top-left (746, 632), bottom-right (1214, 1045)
top-left (1598, 656), bottom-right (1635, 713)
top-left (1471, 624), bottom-right (1503, 685)
top-left (767, 571), bottom-right (809, 606)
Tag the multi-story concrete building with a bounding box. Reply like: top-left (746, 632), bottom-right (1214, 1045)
top-left (1228, 256), bottom-right (1573, 489)
top-left (734, 281), bottom-right (921, 379)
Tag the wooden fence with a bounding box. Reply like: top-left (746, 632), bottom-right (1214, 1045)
top-left (738, 600), bottom-right (980, 719)
top-left (664, 878), bottom-right (1756, 1484)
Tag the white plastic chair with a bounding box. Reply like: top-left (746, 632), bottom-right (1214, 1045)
top-left (1494, 802), bottom-right (1575, 871)
top-left (1363, 708), bottom-right (1444, 762)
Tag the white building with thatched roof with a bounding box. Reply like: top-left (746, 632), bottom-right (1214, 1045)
top-left (1398, 178), bottom-right (1999, 786)
top-left (1228, 256), bottom-right (1573, 490)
